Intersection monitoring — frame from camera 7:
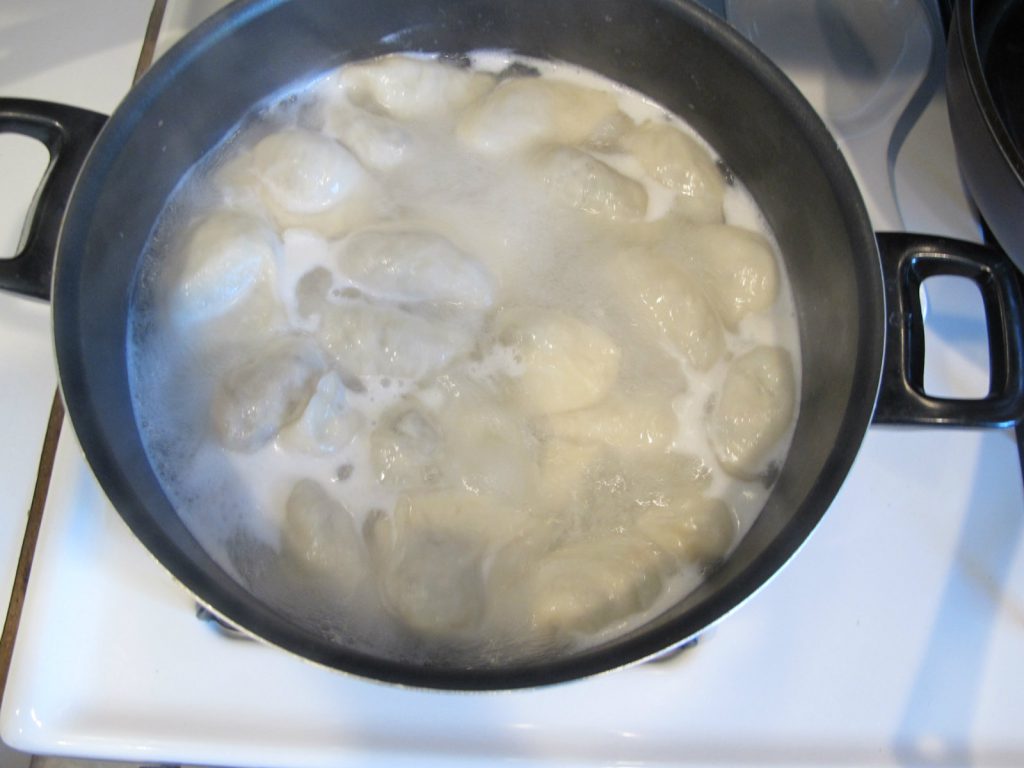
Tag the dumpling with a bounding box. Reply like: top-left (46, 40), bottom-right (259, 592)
top-left (543, 391), bottom-right (677, 454)
top-left (364, 503), bottom-right (485, 636)
top-left (528, 532), bottom-right (664, 635)
top-left (339, 55), bottom-right (494, 120)
top-left (707, 346), bottom-right (796, 478)
top-left (334, 229), bottom-right (494, 308)
top-left (317, 299), bottom-right (476, 381)
top-left (565, 448), bottom-right (713, 531)
top-left (492, 307), bottom-right (622, 414)
top-left (211, 335), bottom-right (326, 452)
top-left (230, 129), bottom-right (380, 236)
top-left (282, 478), bottom-right (365, 587)
top-left (458, 76), bottom-right (621, 153)
top-left (279, 371), bottom-right (364, 455)
top-left (438, 396), bottom-right (540, 500)
top-left (636, 496), bottom-right (738, 566)
top-left (537, 438), bottom-right (606, 511)
top-left (169, 211), bottom-right (279, 324)
top-left (252, 129), bottom-right (367, 214)
top-left (323, 105), bottom-right (415, 171)
top-left (678, 224), bottom-right (779, 329)
top-left (394, 490), bottom-right (530, 544)
top-left (614, 249), bottom-right (724, 370)
top-left (532, 146), bottom-right (647, 221)
top-left (366, 491), bottom-right (526, 635)
top-left (370, 404), bottom-right (445, 489)
top-left (622, 120), bottom-right (725, 224)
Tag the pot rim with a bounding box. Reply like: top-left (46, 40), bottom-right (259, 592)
top-left (50, 0), bottom-right (885, 690)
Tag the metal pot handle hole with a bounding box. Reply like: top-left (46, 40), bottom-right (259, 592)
top-left (873, 231), bottom-right (1024, 427)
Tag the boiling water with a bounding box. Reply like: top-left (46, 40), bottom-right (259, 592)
top-left (128, 52), bottom-right (801, 666)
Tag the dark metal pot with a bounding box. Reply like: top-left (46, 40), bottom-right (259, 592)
top-left (947, 0), bottom-right (1024, 264)
top-left (1, 0), bottom-right (1022, 690)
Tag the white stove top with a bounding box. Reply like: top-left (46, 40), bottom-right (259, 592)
top-left (0, 0), bottom-right (155, 626)
top-left (2, 2), bottom-right (1023, 766)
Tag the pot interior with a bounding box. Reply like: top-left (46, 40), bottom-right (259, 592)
top-left (53, 0), bottom-right (883, 689)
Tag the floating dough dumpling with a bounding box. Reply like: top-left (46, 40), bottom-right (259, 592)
top-left (623, 120), bottom-right (725, 224)
top-left (533, 146), bottom-right (647, 221)
top-left (370, 404), bottom-right (444, 489)
top-left (239, 128), bottom-right (380, 236)
top-left (493, 307), bottom-right (622, 414)
top-left (438, 396), bottom-right (540, 500)
top-left (279, 371), bottom-right (364, 455)
top-left (537, 438), bottom-right (607, 511)
top-left (282, 478), bottom-right (365, 588)
top-left (334, 229), bottom-right (494, 308)
top-left (366, 506), bottom-right (486, 636)
top-left (323, 105), bottom-right (415, 171)
top-left (317, 299), bottom-right (476, 381)
top-left (544, 391), bottom-right (678, 454)
top-left (339, 54), bottom-right (494, 120)
top-left (615, 249), bottom-right (724, 370)
top-left (707, 346), bottom-right (796, 478)
top-left (170, 210), bottom-right (279, 324)
top-left (685, 224), bottom-right (779, 328)
top-left (636, 496), bottom-right (739, 566)
top-left (366, 491), bottom-right (526, 635)
top-left (529, 532), bottom-right (664, 635)
top-left (458, 76), bottom-right (621, 153)
top-left (211, 335), bottom-right (326, 453)
top-left (252, 129), bottom-right (366, 214)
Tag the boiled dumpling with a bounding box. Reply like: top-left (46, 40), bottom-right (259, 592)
top-left (636, 496), bottom-right (738, 566)
top-left (282, 478), bottom-right (365, 587)
top-left (707, 346), bottom-right (796, 478)
top-left (533, 146), bottom-right (647, 221)
top-left (562, 449), bottom-right (713, 532)
top-left (317, 299), bottom-right (476, 381)
top-left (615, 450), bottom-right (713, 505)
top-left (170, 211), bottom-right (279, 324)
top-left (370, 404), bottom-right (445, 489)
top-left (279, 371), bottom-right (364, 455)
top-left (528, 532), bottom-right (664, 635)
top-left (211, 335), bottom-right (326, 452)
top-left (334, 229), bottom-right (493, 308)
top-left (235, 128), bottom-right (381, 236)
top-left (366, 507), bottom-right (487, 635)
top-left (615, 249), bottom-right (724, 370)
top-left (252, 129), bottom-right (367, 214)
top-left (537, 438), bottom-right (606, 511)
top-left (339, 55), bottom-right (494, 120)
top-left (544, 391), bottom-right (678, 454)
top-left (458, 76), bottom-right (621, 153)
top-left (323, 105), bottom-right (415, 171)
top-left (393, 490), bottom-right (530, 545)
top-left (438, 396), bottom-right (540, 500)
top-left (677, 224), bottom-right (779, 329)
top-left (623, 120), bottom-right (725, 224)
top-left (366, 491), bottom-right (525, 635)
top-left (492, 307), bottom-right (622, 414)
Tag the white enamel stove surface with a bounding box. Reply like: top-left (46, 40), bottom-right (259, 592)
top-left (3, 2), bottom-right (1024, 766)
top-left (0, 0), bottom-right (155, 627)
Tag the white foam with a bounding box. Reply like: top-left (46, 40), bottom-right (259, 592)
top-left (127, 52), bottom-right (802, 665)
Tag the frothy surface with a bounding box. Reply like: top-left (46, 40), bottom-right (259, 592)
top-left (128, 52), bottom-right (801, 666)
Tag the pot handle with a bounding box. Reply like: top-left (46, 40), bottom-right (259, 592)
top-left (873, 231), bottom-right (1024, 427)
top-left (0, 98), bottom-right (107, 301)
